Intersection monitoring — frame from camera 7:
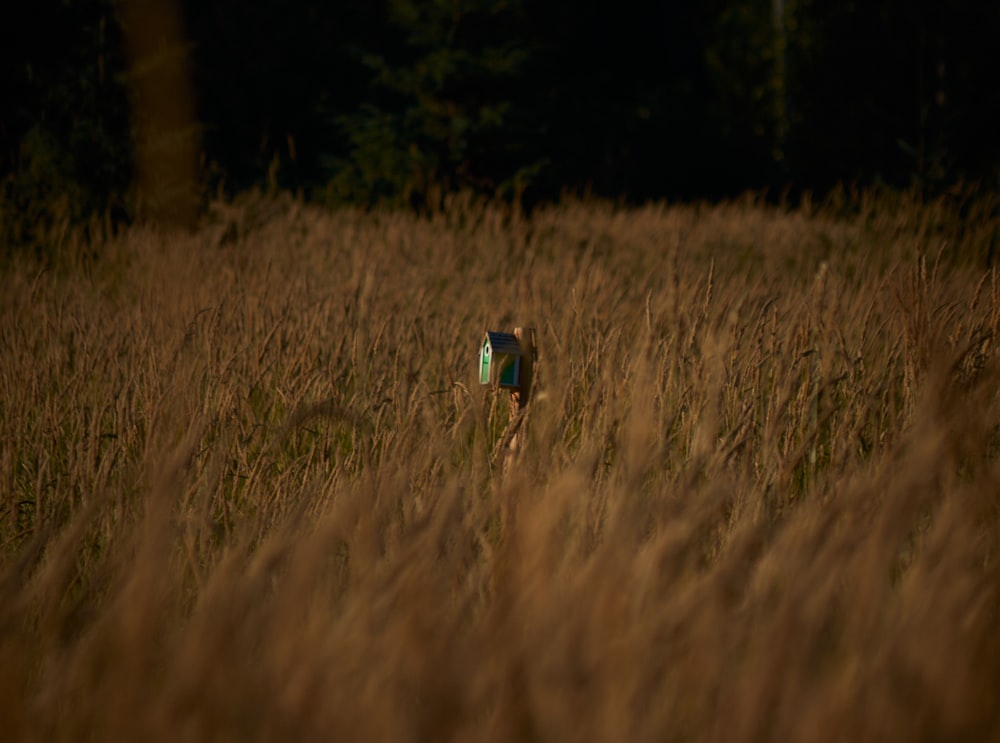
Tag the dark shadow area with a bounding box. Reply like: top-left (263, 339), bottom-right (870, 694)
top-left (2, 0), bottom-right (999, 235)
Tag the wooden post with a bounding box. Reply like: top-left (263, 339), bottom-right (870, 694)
top-left (505, 326), bottom-right (536, 469)
top-left (512, 328), bottom-right (535, 410)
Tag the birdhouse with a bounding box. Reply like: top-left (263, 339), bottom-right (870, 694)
top-left (480, 331), bottom-right (522, 388)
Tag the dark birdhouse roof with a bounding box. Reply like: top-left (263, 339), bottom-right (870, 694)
top-left (485, 331), bottom-right (522, 356)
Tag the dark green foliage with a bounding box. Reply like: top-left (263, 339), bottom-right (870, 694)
top-left (328, 0), bottom-right (537, 206)
top-left (1, 1), bottom-right (131, 254)
top-left (1, 0), bottom-right (999, 234)
top-left (704, 0), bottom-right (783, 186)
top-left (180, 0), bottom-right (381, 195)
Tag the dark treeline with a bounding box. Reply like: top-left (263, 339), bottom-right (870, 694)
top-left (2, 0), bottom-right (999, 227)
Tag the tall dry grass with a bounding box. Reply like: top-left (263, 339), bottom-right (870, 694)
top-left (2, 190), bottom-right (999, 742)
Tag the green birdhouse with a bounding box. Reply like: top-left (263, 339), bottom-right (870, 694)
top-left (480, 331), bottom-right (522, 388)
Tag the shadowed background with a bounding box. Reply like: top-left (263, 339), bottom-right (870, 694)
top-left (2, 0), bottom-right (999, 233)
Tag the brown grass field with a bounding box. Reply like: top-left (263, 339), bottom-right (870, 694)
top-left (2, 190), bottom-right (999, 741)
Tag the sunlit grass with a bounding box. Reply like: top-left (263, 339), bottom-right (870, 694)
top-left (2, 188), bottom-right (999, 741)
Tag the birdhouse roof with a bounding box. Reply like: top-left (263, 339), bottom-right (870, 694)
top-left (484, 331), bottom-right (522, 356)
